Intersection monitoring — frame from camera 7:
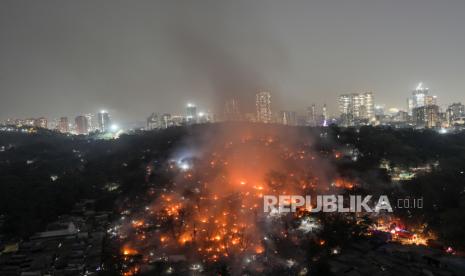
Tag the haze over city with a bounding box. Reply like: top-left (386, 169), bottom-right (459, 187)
top-left (1, 0), bottom-right (465, 123)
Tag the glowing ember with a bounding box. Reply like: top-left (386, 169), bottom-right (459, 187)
top-left (122, 247), bottom-right (138, 256)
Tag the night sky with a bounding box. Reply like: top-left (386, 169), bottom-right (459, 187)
top-left (1, 0), bottom-right (464, 123)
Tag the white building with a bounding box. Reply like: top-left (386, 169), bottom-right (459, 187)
top-left (338, 92), bottom-right (374, 126)
top-left (256, 91), bottom-right (272, 123)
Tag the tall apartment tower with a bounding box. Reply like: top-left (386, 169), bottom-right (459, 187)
top-left (408, 82), bottom-right (429, 115)
top-left (186, 103), bottom-right (197, 124)
top-left (97, 110), bottom-right (111, 132)
top-left (224, 99), bottom-right (241, 121)
top-left (306, 104), bottom-right (316, 126)
top-left (322, 104), bottom-right (328, 126)
top-left (58, 117), bottom-right (69, 133)
top-left (256, 91), bottom-right (272, 123)
top-left (75, 115), bottom-right (89, 135)
top-left (338, 92), bottom-right (374, 126)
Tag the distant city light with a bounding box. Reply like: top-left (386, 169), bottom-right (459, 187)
top-left (178, 162), bottom-right (190, 171)
top-left (110, 124), bottom-right (119, 132)
top-left (389, 108), bottom-right (399, 112)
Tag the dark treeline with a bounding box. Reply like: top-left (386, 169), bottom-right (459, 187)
top-left (0, 127), bottom-right (188, 237)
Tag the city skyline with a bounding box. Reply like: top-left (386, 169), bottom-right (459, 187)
top-left (0, 82), bottom-right (461, 125)
top-left (1, 0), bottom-right (465, 122)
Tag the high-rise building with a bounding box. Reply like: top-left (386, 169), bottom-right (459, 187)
top-left (85, 113), bottom-right (95, 132)
top-left (408, 83), bottom-right (441, 127)
top-left (338, 92), bottom-right (374, 126)
top-left (339, 95), bottom-right (352, 126)
top-left (75, 115), bottom-right (89, 135)
top-left (322, 104), bottom-right (328, 126)
top-left (412, 107), bottom-right (425, 127)
top-left (97, 110), bottom-right (111, 132)
top-left (58, 117), bottom-right (69, 133)
top-left (186, 103), bottom-right (197, 123)
top-left (279, 111), bottom-right (297, 126)
top-left (47, 118), bottom-right (59, 130)
top-left (447, 103), bottom-right (464, 120)
top-left (413, 105), bottom-right (440, 128)
top-left (393, 111), bottom-right (409, 122)
top-left (224, 99), bottom-right (241, 121)
top-left (408, 82), bottom-right (430, 115)
top-left (161, 113), bottom-right (171, 129)
top-left (170, 115), bottom-right (185, 126)
top-left (358, 92), bottom-right (374, 120)
top-left (425, 95), bottom-right (437, 106)
top-left (306, 104), bottom-right (316, 126)
top-left (407, 98), bottom-right (414, 116)
top-left (425, 105), bottom-right (440, 128)
top-left (146, 113), bottom-right (161, 130)
top-left (446, 102), bottom-right (465, 126)
top-left (256, 91), bottom-right (272, 123)
top-left (413, 84), bottom-right (428, 106)
top-left (34, 117), bottom-right (48, 129)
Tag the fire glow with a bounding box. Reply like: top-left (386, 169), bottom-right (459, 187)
top-left (114, 125), bottom-right (436, 275)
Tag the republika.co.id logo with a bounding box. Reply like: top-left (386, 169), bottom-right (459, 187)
top-left (263, 195), bottom-right (423, 213)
